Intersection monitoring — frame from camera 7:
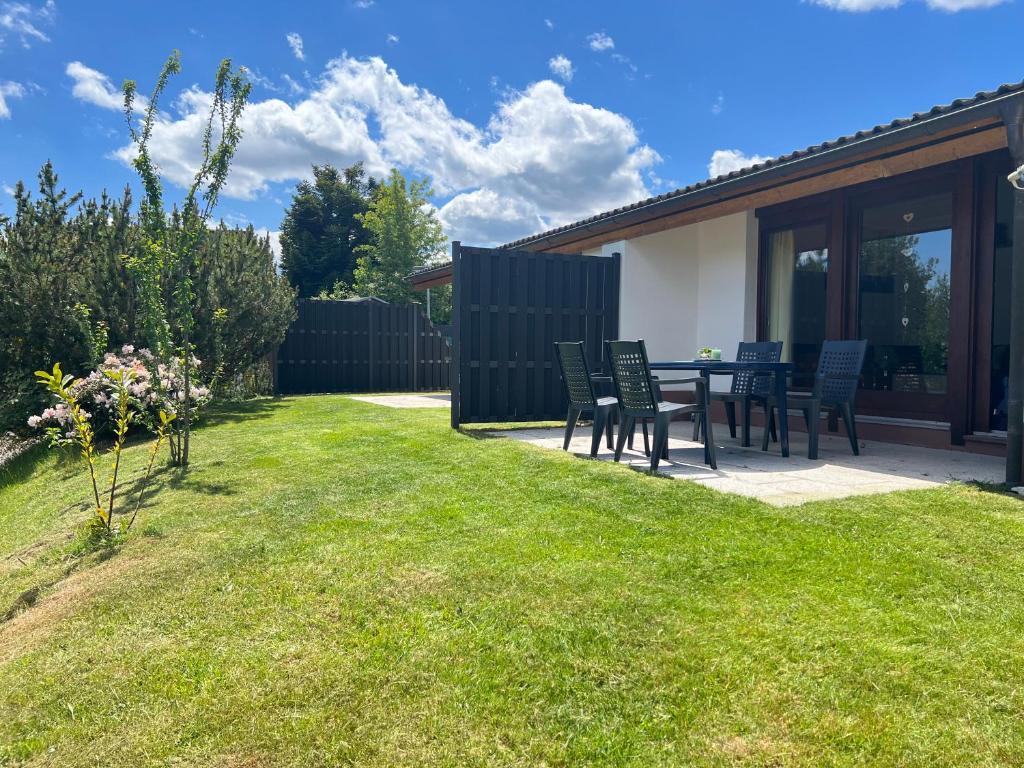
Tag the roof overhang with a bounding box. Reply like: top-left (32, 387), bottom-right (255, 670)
top-left (407, 262), bottom-right (453, 289)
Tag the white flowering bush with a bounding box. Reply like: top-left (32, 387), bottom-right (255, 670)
top-left (28, 344), bottom-right (210, 539)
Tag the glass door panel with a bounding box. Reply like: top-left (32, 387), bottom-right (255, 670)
top-left (857, 192), bottom-right (952, 409)
top-left (765, 222), bottom-right (828, 385)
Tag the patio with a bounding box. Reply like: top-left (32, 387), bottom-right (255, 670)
top-left (488, 420), bottom-right (1005, 506)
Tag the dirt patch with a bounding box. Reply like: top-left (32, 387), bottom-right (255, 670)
top-left (385, 566), bottom-right (450, 601)
top-left (710, 734), bottom-right (791, 764)
top-left (0, 550), bottom-right (148, 664)
top-left (210, 755), bottom-right (272, 768)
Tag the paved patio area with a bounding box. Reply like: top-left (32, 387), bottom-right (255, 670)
top-left (488, 420), bottom-right (1005, 506)
top-left (350, 393), bottom-right (451, 409)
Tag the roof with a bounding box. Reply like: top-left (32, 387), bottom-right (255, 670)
top-left (407, 261), bottom-right (453, 290)
top-left (501, 79), bottom-right (1024, 251)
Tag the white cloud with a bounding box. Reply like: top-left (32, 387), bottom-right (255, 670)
top-left (543, 18), bottom-right (554, 29)
top-left (386, 33), bottom-right (399, 44)
top-left (587, 32), bottom-right (614, 51)
top-left (286, 32), bottom-right (305, 61)
top-left (924, 0), bottom-right (1005, 8)
top-left (547, 54), bottom-right (573, 83)
top-left (711, 92), bottom-right (724, 115)
top-left (809, 0), bottom-right (1005, 9)
top-left (282, 73), bottom-right (304, 96)
top-left (0, 0), bottom-right (54, 49)
top-left (0, 80), bottom-right (25, 118)
top-left (2, 182), bottom-right (14, 195)
top-left (708, 149), bottom-right (772, 178)
top-left (70, 55), bottom-right (659, 246)
top-left (353, 0), bottom-right (374, 7)
top-left (65, 61), bottom-right (125, 110)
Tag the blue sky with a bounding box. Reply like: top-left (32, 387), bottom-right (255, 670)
top-left (0, 0), bottom-right (1021, 250)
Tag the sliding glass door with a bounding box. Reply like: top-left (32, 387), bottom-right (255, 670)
top-left (853, 190), bottom-right (953, 418)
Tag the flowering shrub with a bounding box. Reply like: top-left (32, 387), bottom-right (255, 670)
top-left (28, 344), bottom-right (210, 538)
top-left (32, 345), bottom-right (211, 463)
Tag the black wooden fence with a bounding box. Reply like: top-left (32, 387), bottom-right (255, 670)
top-left (451, 242), bottom-right (620, 425)
top-left (275, 298), bottom-right (451, 395)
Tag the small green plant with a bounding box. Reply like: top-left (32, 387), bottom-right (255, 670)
top-left (32, 361), bottom-right (176, 540)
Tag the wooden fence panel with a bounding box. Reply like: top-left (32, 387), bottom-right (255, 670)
top-left (451, 242), bottom-right (620, 425)
top-left (275, 299), bottom-right (451, 394)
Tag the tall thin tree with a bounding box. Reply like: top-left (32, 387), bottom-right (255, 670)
top-left (123, 51), bottom-right (251, 467)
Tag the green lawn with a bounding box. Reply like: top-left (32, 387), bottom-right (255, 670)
top-left (2, 395), bottom-right (1024, 766)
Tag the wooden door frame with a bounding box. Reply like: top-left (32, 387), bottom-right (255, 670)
top-left (756, 156), bottom-right (995, 441)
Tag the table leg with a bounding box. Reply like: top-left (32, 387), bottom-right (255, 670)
top-left (702, 368), bottom-right (712, 465)
top-left (774, 368), bottom-right (790, 458)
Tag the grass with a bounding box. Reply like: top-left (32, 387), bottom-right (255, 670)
top-left (2, 395), bottom-right (1024, 766)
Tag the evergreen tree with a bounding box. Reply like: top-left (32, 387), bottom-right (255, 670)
top-left (280, 163), bottom-right (376, 297)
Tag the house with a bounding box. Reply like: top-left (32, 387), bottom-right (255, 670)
top-left (410, 80), bottom-right (1024, 480)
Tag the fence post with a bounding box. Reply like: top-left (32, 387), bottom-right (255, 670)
top-left (450, 241), bottom-right (462, 428)
top-left (367, 300), bottom-right (376, 392)
top-left (410, 306), bottom-right (419, 392)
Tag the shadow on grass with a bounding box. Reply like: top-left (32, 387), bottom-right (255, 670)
top-left (0, 442), bottom-right (83, 489)
top-left (198, 397), bottom-right (291, 429)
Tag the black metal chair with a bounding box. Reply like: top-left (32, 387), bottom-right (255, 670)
top-left (760, 339), bottom-right (868, 460)
top-left (555, 342), bottom-right (617, 457)
top-left (606, 339), bottom-right (717, 472)
top-left (694, 341), bottom-right (783, 447)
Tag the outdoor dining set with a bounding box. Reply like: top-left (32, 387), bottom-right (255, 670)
top-left (555, 338), bottom-right (869, 472)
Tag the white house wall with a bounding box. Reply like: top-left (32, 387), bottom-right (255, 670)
top-left (594, 211), bottom-right (758, 391)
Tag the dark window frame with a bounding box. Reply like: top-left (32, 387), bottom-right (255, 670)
top-left (756, 156), bottom-right (989, 439)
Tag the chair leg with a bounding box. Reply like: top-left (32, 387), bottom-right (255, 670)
top-left (841, 403), bottom-right (860, 456)
top-left (724, 401), bottom-right (737, 439)
top-left (642, 419), bottom-right (650, 456)
top-left (761, 404), bottom-right (772, 452)
top-left (591, 407), bottom-right (608, 458)
top-left (741, 398), bottom-right (752, 447)
top-left (691, 412), bottom-right (701, 442)
top-left (614, 415), bottom-right (632, 462)
top-left (770, 410), bottom-right (778, 443)
top-left (806, 402), bottom-right (821, 461)
top-left (563, 407), bottom-right (580, 451)
top-left (605, 409), bottom-right (615, 450)
top-left (703, 408), bottom-right (718, 470)
top-left (652, 415), bottom-right (669, 472)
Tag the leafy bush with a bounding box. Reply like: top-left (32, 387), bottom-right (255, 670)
top-left (0, 164), bottom-right (296, 432)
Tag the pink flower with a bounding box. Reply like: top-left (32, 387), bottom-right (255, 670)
top-left (27, 415), bottom-right (41, 428)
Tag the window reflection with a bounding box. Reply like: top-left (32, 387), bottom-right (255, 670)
top-left (858, 192), bottom-right (952, 395)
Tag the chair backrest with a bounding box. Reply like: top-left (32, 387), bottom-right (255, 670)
top-left (815, 340), bottom-right (868, 405)
top-left (554, 341), bottom-right (597, 409)
top-left (731, 341), bottom-right (784, 396)
top-left (605, 339), bottom-right (658, 416)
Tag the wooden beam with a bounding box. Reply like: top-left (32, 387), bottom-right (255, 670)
top-left (542, 126), bottom-right (1008, 254)
top-left (1001, 102), bottom-right (1024, 484)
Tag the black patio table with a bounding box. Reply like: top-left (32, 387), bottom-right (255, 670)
top-left (646, 359), bottom-right (797, 458)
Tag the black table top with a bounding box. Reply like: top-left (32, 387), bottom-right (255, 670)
top-left (648, 360), bottom-right (794, 372)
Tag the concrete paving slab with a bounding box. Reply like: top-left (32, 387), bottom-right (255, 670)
top-left (349, 393), bottom-right (451, 409)
top-left (486, 419), bottom-right (1005, 506)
